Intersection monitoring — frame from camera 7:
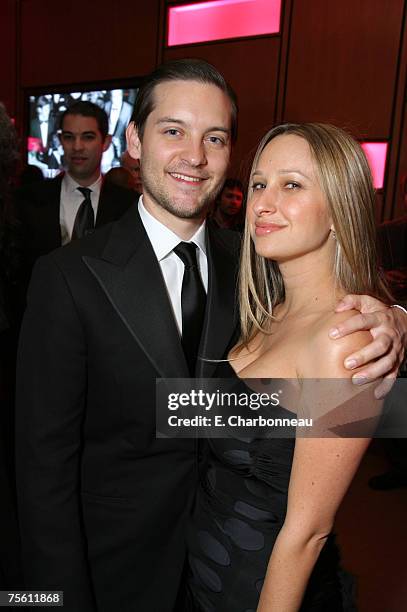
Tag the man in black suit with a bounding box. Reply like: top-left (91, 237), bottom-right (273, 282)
top-left (16, 59), bottom-right (240, 612)
top-left (17, 101), bottom-right (135, 286)
top-left (15, 60), bottom-right (407, 612)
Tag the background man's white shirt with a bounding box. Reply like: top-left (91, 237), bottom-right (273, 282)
top-left (60, 173), bottom-right (102, 245)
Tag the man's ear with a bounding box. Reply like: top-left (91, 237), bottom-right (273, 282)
top-left (102, 134), bottom-right (112, 152)
top-left (126, 122), bottom-right (142, 159)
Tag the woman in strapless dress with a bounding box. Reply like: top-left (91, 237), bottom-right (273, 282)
top-left (185, 123), bottom-right (392, 611)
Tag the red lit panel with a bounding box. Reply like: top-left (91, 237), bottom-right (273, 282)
top-left (27, 137), bottom-right (42, 152)
top-left (361, 142), bottom-right (388, 189)
top-left (167, 0), bottom-right (281, 46)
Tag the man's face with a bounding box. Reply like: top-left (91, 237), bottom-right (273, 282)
top-left (37, 103), bottom-right (50, 122)
top-left (60, 114), bottom-right (111, 185)
top-left (219, 187), bottom-right (243, 216)
top-left (127, 80), bottom-right (232, 221)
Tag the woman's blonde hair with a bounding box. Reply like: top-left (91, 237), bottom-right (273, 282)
top-left (239, 122), bottom-right (391, 345)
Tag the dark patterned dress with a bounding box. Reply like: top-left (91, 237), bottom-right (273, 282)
top-left (185, 362), bottom-right (353, 612)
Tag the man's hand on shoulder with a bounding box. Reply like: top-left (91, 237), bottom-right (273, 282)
top-left (327, 294), bottom-right (406, 398)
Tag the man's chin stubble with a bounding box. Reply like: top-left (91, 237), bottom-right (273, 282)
top-left (144, 183), bottom-right (218, 220)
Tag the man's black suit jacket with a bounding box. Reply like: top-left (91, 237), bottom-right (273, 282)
top-left (16, 174), bottom-right (136, 287)
top-left (16, 205), bottom-right (240, 612)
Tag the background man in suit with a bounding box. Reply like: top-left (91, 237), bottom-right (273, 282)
top-left (16, 59), bottom-right (406, 612)
top-left (17, 101), bottom-right (136, 286)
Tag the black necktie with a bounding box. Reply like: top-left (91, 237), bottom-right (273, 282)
top-left (72, 187), bottom-right (95, 240)
top-left (174, 242), bottom-right (207, 375)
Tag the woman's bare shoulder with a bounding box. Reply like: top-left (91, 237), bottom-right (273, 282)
top-left (299, 309), bottom-right (372, 378)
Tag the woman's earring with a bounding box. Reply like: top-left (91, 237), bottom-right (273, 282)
top-left (332, 228), bottom-right (341, 278)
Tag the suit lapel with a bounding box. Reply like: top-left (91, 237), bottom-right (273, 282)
top-left (197, 225), bottom-right (240, 377)
top-left (83, 207), bottom-right (189, 378)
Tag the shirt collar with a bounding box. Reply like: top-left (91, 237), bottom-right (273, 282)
top-left (138, 195), bottom-right (207, 262)
top-left (63, 172), bottom-right (102, 194)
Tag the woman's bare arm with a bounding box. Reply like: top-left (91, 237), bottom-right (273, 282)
top-left (257, 318), bottom-right (381, 611)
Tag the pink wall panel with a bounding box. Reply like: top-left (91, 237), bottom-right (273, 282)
top-left (361, 142), bottom-right (388, 189)
top-left (167, 0), bottom-right (281, 46)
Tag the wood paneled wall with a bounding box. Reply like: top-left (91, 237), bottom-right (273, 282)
top-left (20, 0), bottom-right (161, 87)
top-left (284, 0), bottom-right (404, 137)
top-left (0, 0), bottom-right (18, 116)
top-left (1, 0), bottom-right (406, 221)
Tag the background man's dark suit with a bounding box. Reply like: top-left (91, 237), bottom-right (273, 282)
top-left (16, 205), bottom-right (239, 611)
top-left (29, 116), bottom-right (56, 150)
top-left (16, 174), bottom-right (136, 287)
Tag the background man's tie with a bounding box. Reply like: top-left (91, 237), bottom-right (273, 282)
top-left (72, 187), bottom-right (94, 240)
top-left (174, 242), bottom-right (206, 375)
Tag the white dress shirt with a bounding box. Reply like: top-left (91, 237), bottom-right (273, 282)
top-left (40, 122), bottom-right (48, 148)
top-left (138, 196), bottom-right (208, 335)
top-left (60, 173), bottom-right (102, 245)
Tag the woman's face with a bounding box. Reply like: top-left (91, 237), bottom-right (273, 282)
top-left (247, 134), bottom-right (333, 264)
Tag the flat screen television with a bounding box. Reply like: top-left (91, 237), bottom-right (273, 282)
top-left (25, 79), bottom-right (140, 178)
